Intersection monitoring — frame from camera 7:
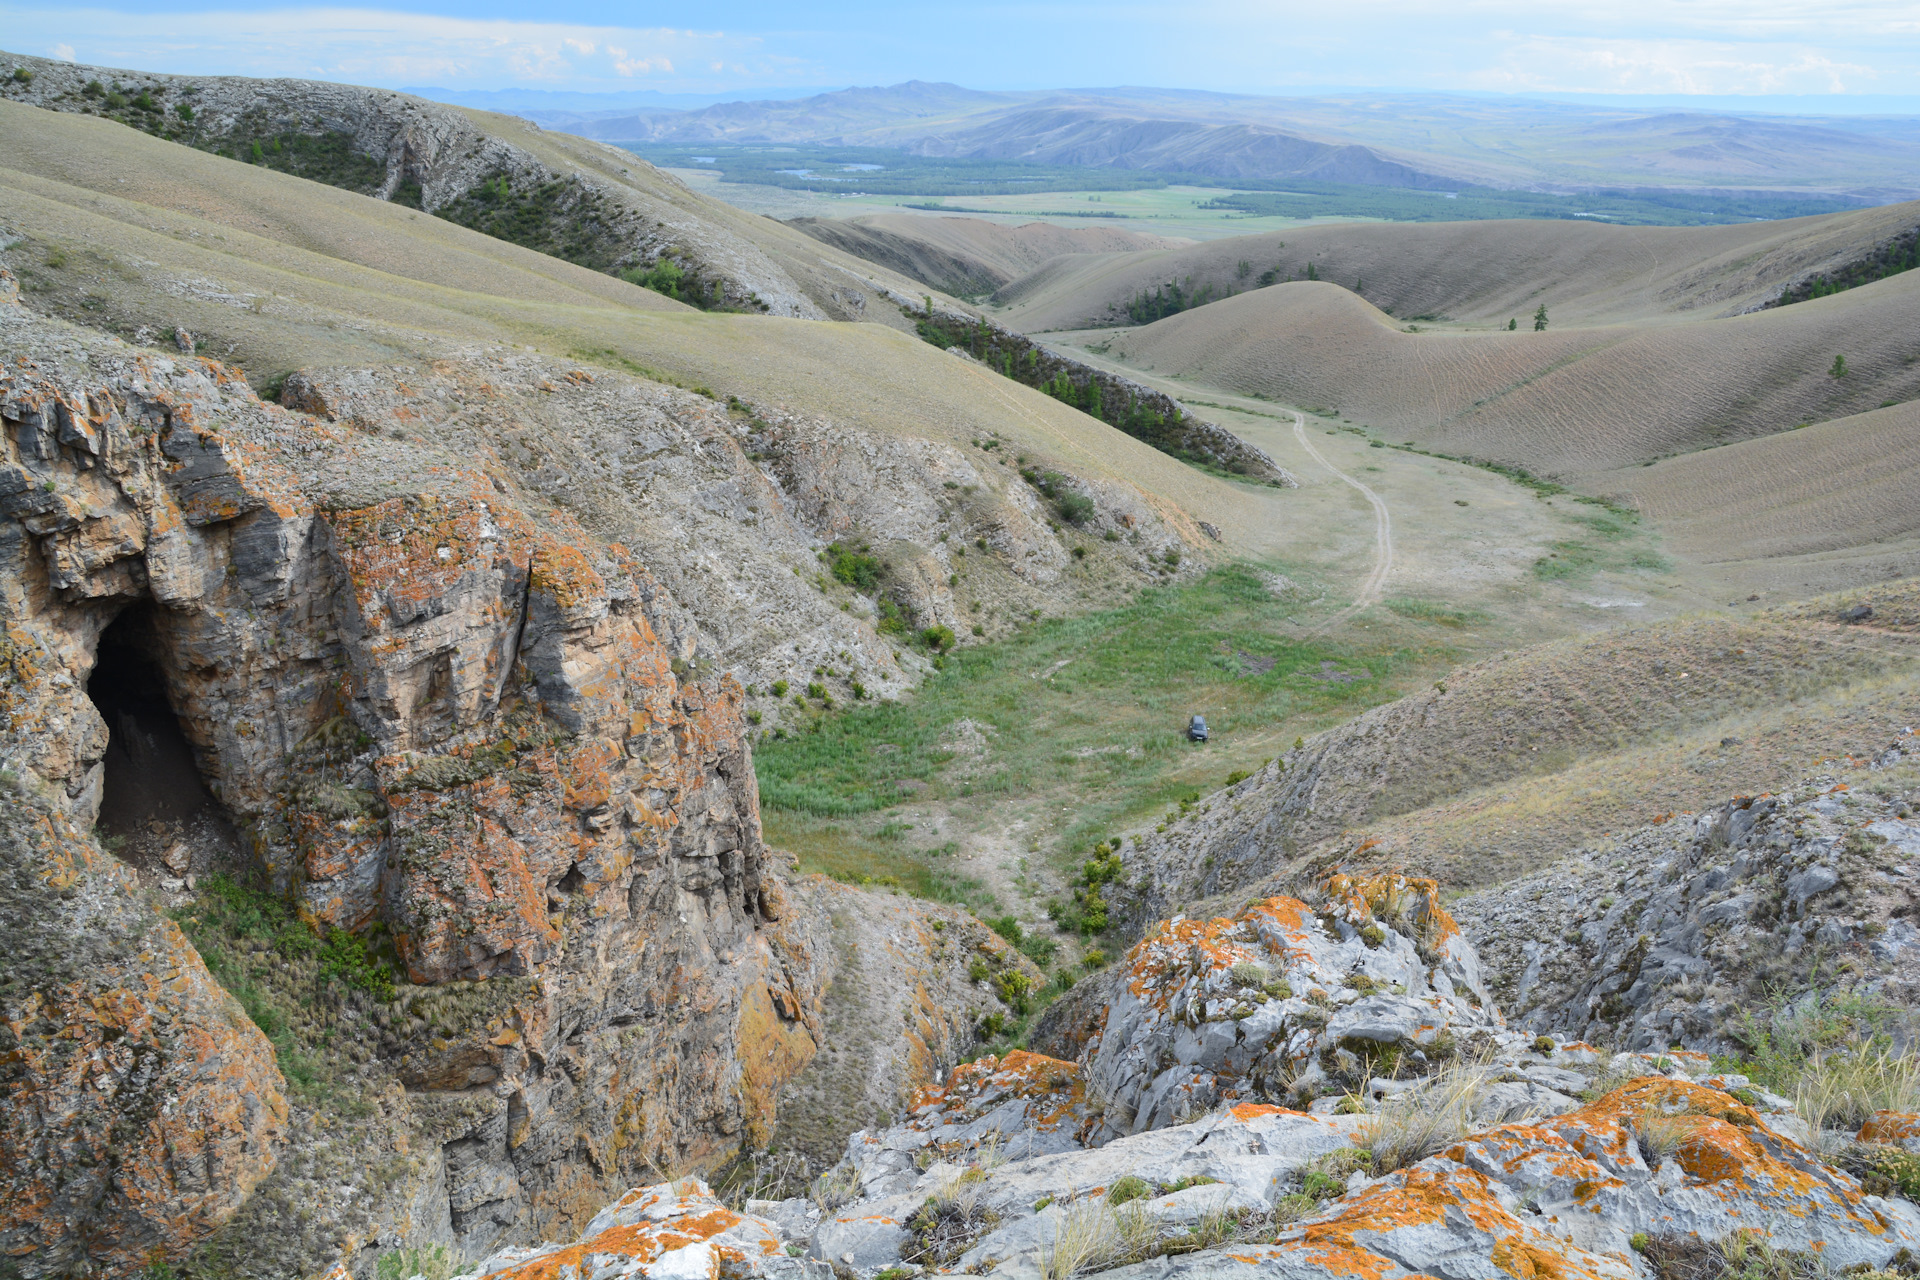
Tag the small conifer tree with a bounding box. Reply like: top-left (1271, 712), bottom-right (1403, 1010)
top-left (1830, 354), bottom-right (1848, 377)
top-left (1533, 304), bottom-right (1548, 331)
top-left (1508, 318), bottom-right (1517, 330)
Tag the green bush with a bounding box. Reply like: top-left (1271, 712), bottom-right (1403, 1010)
top-left (320, 927), bottom-right (397, 1002)
top-left (1107, 1175), bottom-right (1151, 1205)
top-left (1057, 492), bottom-right (1095, 525)
top-left (920, 625), bottom-right (956, 653)
top-left (12, 67), bottom-right (32, 84)
top-left (771, 680), bottom-right (789, 697)
top-left (825, 542), bottom-right (883, 592)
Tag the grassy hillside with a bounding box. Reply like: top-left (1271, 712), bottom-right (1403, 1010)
top-left (791, 214), bottom-right (1180, 297)
top-left (1082, 277), bottom-right (1920, 481)
top-left (991, 202), bottom-right (1920, 331)
top-left (0, 101), bottom-right (1277, 546)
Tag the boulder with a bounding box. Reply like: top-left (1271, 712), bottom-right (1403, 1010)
top-left (1077, 876), bottom-right (1501, 1138)
top-left (471, 1180), bottom-right (829, 1280)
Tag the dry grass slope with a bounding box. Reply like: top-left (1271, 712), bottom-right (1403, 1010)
top-left (995, 204), bottom-right (1920, 331)
top-left (0, 101), bottom-right (1273, 547)
top-left (792, 214), bottom-right (1182, 296)
top-left (1093, 277), bottom-right (1920, 480)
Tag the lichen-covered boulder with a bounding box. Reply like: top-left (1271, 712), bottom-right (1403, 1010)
top-left (839, 1050), bottom-right (1093, 1197)
top-left (1859, 1111), bottom-right (1920, 1152)
top-left (471, 1179), bottom-right (826, 1280)
top-left (1079, 876), bottom-right (1501, 1136)
top-left (0, 799), bottom-right (286, 1278)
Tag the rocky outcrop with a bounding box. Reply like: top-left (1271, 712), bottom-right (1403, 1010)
top-left (1454, 732), bottom-right (1920, 1053)
top-left (0, 287), bottom-right (1006, 1276)
top-left (0, 50), bottom-right (894, 320)
top-left (469, 1179), bottom-right (826, 1280)
top-left (272, 359), bottom-right (1187, 731)
top-left (692, 890), bottom-right (1920, 1280)
top-left (1044, 877), bottom-right (1499, 1137)
top-left (0, 797), bottom-right (287, 1278)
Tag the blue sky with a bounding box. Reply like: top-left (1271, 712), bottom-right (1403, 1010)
top-left (5, 0), bottom-right (1919, 101)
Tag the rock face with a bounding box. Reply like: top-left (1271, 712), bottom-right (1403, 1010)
top-left (469, 1179), bottom-right (826, 1280)
top-left (719, 893), bottom-right (1920, 1280)
top-left (0, 286), bottom-right (1008, 1276)
top-left (271, 360), bottom-right (1188, 733)
top-left (0, 798), bottom-right (287, 1277)
top-left (1040, 875), bottom-right (1499, 1134)
top-left (1453, 733), bottom-right (1920, 1052)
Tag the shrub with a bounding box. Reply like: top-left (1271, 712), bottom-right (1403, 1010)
top-left (806, 682), bottom-right (826, 701)
top-left (1106, 1176), bottom-right (1151, 1206)
top-left (770, 679), bottom-right (789, 697)
top-left (319, 927), bottom-right (397, 1002)
top-left (921, 625), bottom-right (956, 653)
top-left (12, 67), bottom-right (32, 84)
top-left (1058, 492), bottom-right (1095, 525)
top-left (825, 542), bottom-right (883, 592)
top-left (175, 102), bottom-right (194, 121)
top-left (994, 970), bottom-right (1035, 1013)
top-left (1020, 935), bottom-right (1058, 967)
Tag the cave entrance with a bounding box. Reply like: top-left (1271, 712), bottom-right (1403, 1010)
top-left (87, 605), bottom-right (232, 877)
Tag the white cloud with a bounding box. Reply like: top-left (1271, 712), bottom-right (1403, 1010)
top-left (52, 42), bottom-right (75, 61)
top-left (1468, 35), bottom-right (1881, 94)
top-left (3, 7), bottom-right (781, 91)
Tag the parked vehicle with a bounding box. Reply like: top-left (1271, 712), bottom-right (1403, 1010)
top-left (1187, 714), bottom-right (1209, 742)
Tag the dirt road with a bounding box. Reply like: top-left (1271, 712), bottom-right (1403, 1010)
top-left (1289, 411), bottom-right (1394, 629)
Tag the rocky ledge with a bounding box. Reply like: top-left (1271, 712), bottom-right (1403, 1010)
top-left (454, 878), bottom-right (1920, 1280)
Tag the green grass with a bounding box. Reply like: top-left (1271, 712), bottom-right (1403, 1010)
top-left (766, 813), bottom-right (1000, 911)
top-left (627, 144), bottom-right (1169, 197)
top-left (754, 563), bottom-right (1437, 843)
top-left (1203, 184), bottom-right (1866, 227)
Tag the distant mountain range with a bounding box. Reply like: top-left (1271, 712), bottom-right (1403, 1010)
top-left (506, 81), bottom-right (1920, 198)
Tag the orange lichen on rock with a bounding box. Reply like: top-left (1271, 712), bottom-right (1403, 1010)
top-left (1323, 871), bottom-right (1462, 945)
top-left (1859, 1112), bottom-right (1920, 1146)
top-left (471, 1180), bottom-right (784, 1280)
top-left (1277, 1162), bottom-right (1632, 1280)
top-left (0, 810), bottom-right (287, 1278)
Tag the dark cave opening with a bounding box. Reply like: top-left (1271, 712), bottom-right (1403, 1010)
top-left (87, 605), bottom-right (218, 844)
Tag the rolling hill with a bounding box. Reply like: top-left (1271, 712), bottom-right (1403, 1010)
top-left (789, 214), bottom-right (1182, 297)
top-left (989, 201), bottom-right (1920, 330)
top-left (535, 81), bottom-right (1920, 198)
